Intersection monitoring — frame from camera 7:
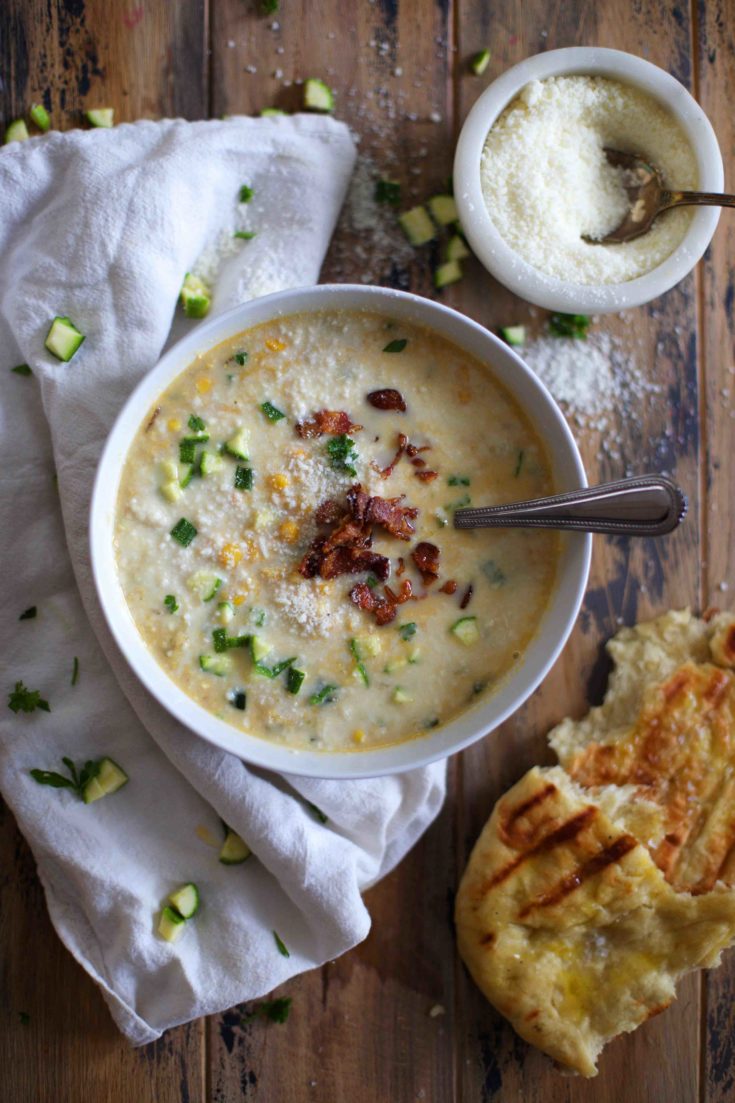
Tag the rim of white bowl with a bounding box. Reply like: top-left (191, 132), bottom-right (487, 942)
top-left (90, 284), bottom-right (592, 779)
top-left (454, 47), bottom-right (724, 313)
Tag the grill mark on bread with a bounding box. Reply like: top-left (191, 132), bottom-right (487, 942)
top-left (500, 782), bottom-right (557, 843)
top-left (517, 834), bottom-right (638, 918)
top-left (477, 806), bottom-right (597, 898)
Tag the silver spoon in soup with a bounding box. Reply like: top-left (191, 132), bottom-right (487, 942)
top-left (453, 474), bottom-right (686, 537)
top-left (583, 148), bottom-right (735, 245)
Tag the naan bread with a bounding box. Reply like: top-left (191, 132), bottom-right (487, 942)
top-left (455, 765), bottom-right (735, 1077)
top-left (457, 610), bottom-right (735, 1076)
top-left (551, 609), bottom-right (735, 893)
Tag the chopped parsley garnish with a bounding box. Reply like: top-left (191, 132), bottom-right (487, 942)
top-left (19, 607), bottom-right (37, 621)
top-left (233, 350), bottom-right (248, 366)
top-left (179, 439), bottom-right (197, 464)
top-left (366, 575), bottom-right (379, 589)
top-left (11, 364), bottom-right (32, 376)
top-left (188, 413), bottom-right (206, 432)
top-left (254, 656), bottom-right (297, 679)
top-left (304, 800), bottom-right (328, 824)
top-left (482, 560), bottom-right (506, 588)
top-left (447, 475), bottom-right (470, 486)
top-left (164, 594), bottom-right (179, 614)
top-left (234, 465), bottom-right (254, 490)
top-left (309, 684), bottom-right (338, 706)
top-left (286, 667), bottom-right (305, 694)
top-left (252, 608), bottom-right (266, 627)
top-left (445, 494), bottom-right (471, 511)
top-left (234, 230), bottom-right (257, 240)
top-left (548, 312), bottom-right (590, 339)
top-left (170, 518), bottom-right (197, 546)
top-left (375, 179), bottom-right (401, 205)
top-left (30, 756), bottom-right (100, 796)
top-left (383, 338), bottom-right (408, 353)
top-left (229, 689), bottom-right (247, 711)
top-left (8, 681), bottom-right (50, 714)
top-left (273, 930), bottom-right (290, 957)
top-left (349, 639), bottom-right (369, 687)
top-left (260, 400), bottom-right (286, 422)
top-left (239, 184), bottom-right (255, 203)
top-left (241, 997), bottom-right (291, 1025)
top-left (326, 434), bottom-right (358, 477)
top-left (514, 450), bottom-right (525, 477)
top-left (398, 622), bottom-right (417, 641)
top-left (71, 657), bottom-right (79, 686)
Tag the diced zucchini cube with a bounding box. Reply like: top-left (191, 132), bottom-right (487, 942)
top-left (30, 104), bottom-right (51, 132)
top-left (217, 601), bottom-right (235, 625)
top-left (158, 905), bottom-right (186, 943)
top-left (450, 616), bottom-right (480, 646)
top-left (168, 882), bottom-right (200, 919)
top-left (160, 479), bottom-right (183, 503)
top-left (434, 260), bottom-right (463, 289)
top-left (500, 325), bottom-right (526, 347)
top-left (304, 78), bottom-right (335, 112)
top-left (471, 48), bottom-right (491, 76)
top-left (199, 450), bottom-right (223, 477)
top-left (427, 194), bottom-right (458, 226)
top-left (82, 758), bottom-right (129, 804)
top-left (359, 635), bottom-right (382, 658)
top-left (398, 205), bottom-right (435, 246)
top-left (187, 571), bottom-right (223, 602)
top-left (249, 635), bottom-right (271, 663)
top-left (219, 828), bottom-right (252, 865)
top-left (86, 108), bottom-right (115, 128)
top-left (260, 107), bottom-right (288, 117)
top-left (224, 428), bottom-right (249, 460)
top-left (199, 654), bottom-right (231, 676)
top-left (4, 119), bottom-right (29, 143)
top-left (392, 686), bottom-right (413, 704)
top-left (160, 459), bottom-right (179, 482)
top-left (180, 273), bottom-right (211, 319)
top-left (45, 316), bottom-right (85, 362)
top-left (445, 234), bottom-right (470, 262)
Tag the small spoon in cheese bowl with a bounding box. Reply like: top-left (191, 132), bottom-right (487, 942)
top-left (584, 148), bottom-right (735, 245)
top-left (454, 474), bottom-right (686, 537)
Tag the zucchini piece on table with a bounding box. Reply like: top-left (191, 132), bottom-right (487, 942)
top-left (260, 107), bottom-right (288, 117)
top-left (86, 108), bottom-right (115, 128)
top-left (427, 194), bottom-right (458, 226)
top-left (4, 119), bottom-right (29, 143)
top-left (219, 828), bottom-right (252, 865)
top-left (30, 104), bottom-right (51, 132)
top-left (180, 273), bottom-right (211, 319)
top-left (45, 316), bottom-right (85, 362)
top-left (82, 757), bottom-right (129, 804)
top-left (398, 205), bottom-right (435, 246)
top-left (304, 78), bottom-right (335, 113)
top-left (500, 325), bottom-right (526, 347)
top-left (471, 48), bottom-right (491, 75)
top-left (158, 905), bottom-right (186, 943)
top-left (450, 616), bottom-right (480, 646)
top-left (446, 234), bottom-right (470, 262)
top-left (168, 882), bottom-right (200, 919)
top-left (434, 259), bottom-right (463, 289)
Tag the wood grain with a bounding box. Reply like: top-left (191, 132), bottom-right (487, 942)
top-left (1, 0), bottom-right (733, 1099)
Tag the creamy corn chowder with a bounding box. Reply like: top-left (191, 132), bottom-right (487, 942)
top-left (114, 310), bottom-right (559, 751)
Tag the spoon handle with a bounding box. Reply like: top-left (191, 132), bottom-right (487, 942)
top-left (453, 475), bottom-right (687, 536)
top-left (662, 190), bottom-right (735, 211)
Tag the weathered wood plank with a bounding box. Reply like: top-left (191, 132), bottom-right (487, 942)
top-left (454, 2), bottom-right (703, 1100)
top-left (0, 800), bottom-right (205, 1103)
top-left (207, 1), bottom-right (458, 1099)
top-left (694, 2), bottom-right (735, 1101)
top-left (0, 0), bottom-right (208, 129)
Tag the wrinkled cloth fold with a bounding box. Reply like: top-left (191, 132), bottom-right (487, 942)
top-left (0, 115), bottom-right (446, 1045)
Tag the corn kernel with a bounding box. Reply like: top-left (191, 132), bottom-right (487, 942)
top-left (167, 417), bottom-right (182, 432)
top-left (265, 337), bottom-right (287, 352)
top-left (352, 729), bottom-right (366, 745)
top-left (232, 593), bottom-right (247, 606)
top-left (219, 542), bottom-right (243, 568)
top-left (196, 376), bottom-right (213, 394)
top-left (270, 473), bottom-right (289, 490)
top-left (279, 520), bottom-right (300, 544)
top-left (293, 448), bottom-right (306, 458)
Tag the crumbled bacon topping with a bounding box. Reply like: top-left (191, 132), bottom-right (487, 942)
top-left (460, 583), bottom-right (474, 610)
top-left (366, 388), bottom-right (407, 412)
top-left (347, 485), bottom-right (417, 541)
top-left (440, 579), bottom-right (458, 595)
top-left (372, 433), bottom-right (432, 479)
top-left (349, 582), bottom-right (397, 626)
top-left (295, 410), bottom-right (362, 438)
top-left (412, 542), bottom-right (440, 585)
top-left (315, 499), bottom-right (342, 526)
top-left (414, 469), bottom-right (439, 482)
top-left (384, 579), bottom-right (413, 605)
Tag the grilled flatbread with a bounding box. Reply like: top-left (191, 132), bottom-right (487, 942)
top-left (551, 609), bottom-right (735, 893)
top-left (455, 765), bottom-right (735, 1077)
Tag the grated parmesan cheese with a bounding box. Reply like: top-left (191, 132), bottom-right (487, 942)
top-left (480, 76), bottom-right (698, 285)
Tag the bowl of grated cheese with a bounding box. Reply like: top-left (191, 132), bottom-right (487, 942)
top-left (454, 47), bottom-right (724, 312)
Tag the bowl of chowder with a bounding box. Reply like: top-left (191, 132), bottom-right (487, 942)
top-left (91, 285), bottom-right (591, 779)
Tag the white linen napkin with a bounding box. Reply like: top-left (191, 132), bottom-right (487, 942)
top-left (0, 115), bottom-right (446, 1045)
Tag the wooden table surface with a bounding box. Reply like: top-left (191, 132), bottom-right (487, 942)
top-left (2, 0), bottom-right (734, 1099)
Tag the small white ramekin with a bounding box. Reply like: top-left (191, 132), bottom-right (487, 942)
top-left (90, 284), bottom-right (590, 779)
top-left (454, 47), bottom-right (724, 313)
